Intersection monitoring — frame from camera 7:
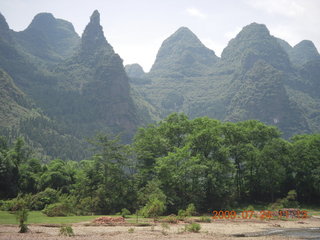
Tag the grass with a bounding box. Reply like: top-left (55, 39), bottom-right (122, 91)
top-left (0, 211), bottom-right (105, 225)
top-left (0, 211), bottom-right (152, 225)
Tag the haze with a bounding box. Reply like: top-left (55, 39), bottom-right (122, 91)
top-left (2, 0), bottom-right (320, 71)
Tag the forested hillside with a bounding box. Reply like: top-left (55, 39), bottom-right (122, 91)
top-left (0, 11), bottom-right (151, 160)
top-left (0, 10), bottom-right (319, 161)
top-left (0, 114), bottom-right (319, 216)
top-left (128, 23), bottom-right (320, 138)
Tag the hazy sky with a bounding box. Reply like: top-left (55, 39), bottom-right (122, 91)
top-left (2, 0), bottom-right (320, 71)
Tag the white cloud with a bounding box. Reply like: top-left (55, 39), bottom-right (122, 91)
top-left (186, 7), bottom-right (207, 19)
top-left (202, 38), bottom-right (225, 57)
top-left (245, 0), bottom-right (305, 17)
top-left (224, 27), bottom-right (242, 40)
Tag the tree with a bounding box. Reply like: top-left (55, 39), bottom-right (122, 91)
top-left (291, 134), bottom-right (320, 203)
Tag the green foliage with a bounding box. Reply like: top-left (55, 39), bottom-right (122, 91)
top-left (128, 227), bottom-right (134, 233)
top-left (185, 223), bottom-right (201, 233)
top-left (42, 196), bottom-right (76, 217)
top-left (269, 190), bottom-right (299, 210)
top-left (198, 216), bottom-right (211, 223)
top-left (121, 208), bottom-right (131, 218)
top-left (162, 214), bottom-right (179, 223)
top-left (31, 188), bottom-right (60, 210)
top-left (186, 203), bottom-right (196, 216)
top-left (245, 205), bottom-right (255, 211)
top-left (12, 198), bottom-right (29, 233)
top-left (59, 225), bottom-right (75, 237)
top-left (140, 198), bottom-right (166, 219)
top-left (0, 115), bottom-right (320, 218)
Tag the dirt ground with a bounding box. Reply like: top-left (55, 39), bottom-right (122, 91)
top-left (0, 216), bottom-right (319, 240)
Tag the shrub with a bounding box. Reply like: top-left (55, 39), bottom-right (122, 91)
top-left (186, 203), bottom-right (196, 216)
top-left (59, 226), bottom-right (74, 237)
top-left (42, 202), bottom-right (72, 217)
top-left (246, 205), bottom-right (255, 211)
top-left (31, 188), bottom-right (59, 210)
top-left (13, 199), bottom-right (29, 233)
top-left (140, 198), bottom-right (166, 219)
top-left (269, 190), bottom-right (299, 210)
top-left (163, 214), bottom-right (179, 223)
top-left (177, 209), bottom-right (187, 220)
top-left (0, 199), bottom-right (18, 211)
top-left (121, 208), bottom-right (131, 218)
top-left (185, 223), bottom-right (201, 233)
top-left (198, 216), bottom-right (211, 223)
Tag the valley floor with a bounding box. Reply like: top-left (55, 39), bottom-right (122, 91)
top-left (1, 216), bottom-right (319, 240)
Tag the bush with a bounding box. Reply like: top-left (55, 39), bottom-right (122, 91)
top-left (163, 214), bottom-right (179, 223)
top-left (121, 208), bottom-right (131, 218)
top-left (178, 209), bottom-right (187, 220)
top-left (140, 198), bottom-right (166, 218)
top-left (42, 202), bottom-right (72, 217)
top-left (269, 190), bottom-right (299, 210)
top-left (186, 203), bottom-right (196, 216)
top-left (0, 199), bottom-right (18, 211)
top-left (76, 197), bottom-right (93, 215)
top-left (246, 205), bottom-right (255, 211)
top-left (13, 198), bottom-right (29, 233)
top-left (185, 223), bottom-right (201, 233)
top-left (31, 188), bottom-right (60, 210)
top-left (198, 216), bottom-right (211, 223)
top-left (59, 226), bottom-right (74, 237)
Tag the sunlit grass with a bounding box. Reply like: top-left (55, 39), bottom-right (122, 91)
top-left (0, 211), bottom-right (105, 225)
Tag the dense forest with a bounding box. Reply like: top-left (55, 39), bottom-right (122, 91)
top-left (1, 114), bottom-right (319, 217)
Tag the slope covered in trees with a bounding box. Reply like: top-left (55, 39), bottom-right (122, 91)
top-left (0, 10), bottom-right (319, 160)
top-left (0, 114), bottom-right (319, 215)
top-left (0, 11), bottom-right (149, 160)
top-left (131, 23), bottom-right (320, 138)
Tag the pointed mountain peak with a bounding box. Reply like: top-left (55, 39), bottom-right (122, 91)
top-left (80, 10), bottom-right (113, 54)
top-left (28, 13), bottom-right (56, 30)
top-left (125, 64), bottom-right (145, 79)
top-left (235, 22), bottom-right (270, 41)
top-left (0, 12), bottom-right (10, 31)
top-left (221, 22), bottom-right (290, 71)
top-left (0, 12), bottom-right (12, 42)
top-left (90, 10), bottom-right (100, 25)
top-left (294, 40), bottom-right (318, 53)
top-left (290, 40), bottom-right (320, 65)
top-left (150, 26), bottom-right (218, 75)
top-left (164, 26), bottom-right (205, 47)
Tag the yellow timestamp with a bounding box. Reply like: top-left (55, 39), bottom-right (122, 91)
top-left (212, 210), bottom-right (308, 220)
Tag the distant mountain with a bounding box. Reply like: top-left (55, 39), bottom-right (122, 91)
top-left (221, 23), bottom-right (291, 72)
top-left (290, 40), bottom-right (320, 66)
top-left (0, 11), bottom-right (145, 160)
top-left (125, 64), bottom-right (146, 79)
top-left (276, 38), bottom-right (320, 66)
top-left (0, 69), bottom-right (33, 127)
top-left (53, 10), bottom-right (140, 139)
top-left (131, 22), bottom-right (316, 137)
top-left (13, 13), bottom-right (80, 63)
top-left (149, 27), bottom-right (218, 77)
top-left (221, 23), bottom-right (309, 135)
top-left (1, 9), bottom-right (319, 158)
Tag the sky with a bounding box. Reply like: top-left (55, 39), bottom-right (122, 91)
top-left (1, 0), bottom-right (320, 72)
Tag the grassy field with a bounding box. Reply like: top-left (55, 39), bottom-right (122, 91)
top-left (0, 211), bottom-right (106, 225)
top-left (0, 207), bottom-right (319, 225)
